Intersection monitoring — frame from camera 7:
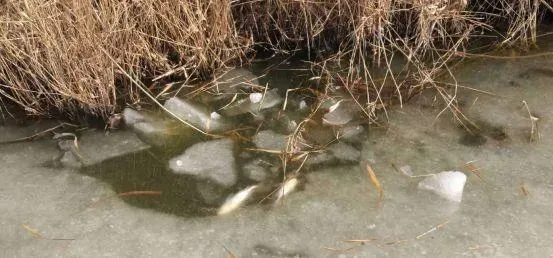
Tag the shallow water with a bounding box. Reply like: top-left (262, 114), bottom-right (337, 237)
top-left (2, 41), bottom-right (553, 257)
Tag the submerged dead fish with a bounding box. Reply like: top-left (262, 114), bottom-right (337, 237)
top-left (217, 185), bottom-right (258, 216)
top-left (274, 177), bottom-right (299, 205)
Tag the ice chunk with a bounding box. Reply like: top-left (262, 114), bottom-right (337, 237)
top-left (220, 89), bottom-right (282, 116)
top-left (304, 126), bottom-right (335, 146)
top-left (252, 130), bottom-right (287, 152)
top-left (299, 100), bottom-right (308, 110)
top-left (242, 159), bottom-right (270, 182)
top-left (286, 120), bottom-right (298, 134)
top-left (196, 180), bottom-right (226, 205)
top-left (249, 93), bottom-right (263, 103)
top-left (214, 68), bottom-right (261, 93)
top-left (328, 142), bottom-right (360, 163)
top-left (322, 101), bottom-right (357, 126)
top-left (210, 112), bottom-right (222, 120)
top-left (304, 152), bottom-right (336, 167)
top-left (168, 138), bottom-right (237, 187)
top-left (337, 124), bottom-right (365, 143)
top-left (122, 108), bottom-right (146, 126)
top-left (164, 97), bottom-right (231, 133)
top-left (219, 98), bottom-right (251, 116)
top-left (251, 89), bottom-right (282, 111)
top-left (418, 171), bottom-right (467, 202)
top-left (129, 120), bottom-right (189, 148)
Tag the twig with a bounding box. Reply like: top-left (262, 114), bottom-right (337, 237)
top-left (453, 51), bottom-right (553, 60)
top-left (282, 88), bottom-right (301, 111)
top-left (21, 224), bottom-right (75, 241)
top-left (522, 100), bottom-right (539, 142)
top-left (383, 239), bottom-right (409, 245)
top-left (219, 242), bottom-right (237, 258)
top-left (321, 246), bottom-right (358, 253)
top-left (257, 83), bottom-right (269, 112)
top-left (464, 160), bottom-right (485, 182)
top-left (0, 123), bottom-right (77, 145)
top-left (87, 190), bottom-right (162, 210)
top-left (416, 221), bottom-right (449, 239)
top-left (118, 191), bottom-right (162, 197)
top-left (343, 239), bottom-right (377, 244)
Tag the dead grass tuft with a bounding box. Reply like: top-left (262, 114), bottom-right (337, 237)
top-left (0, 0), bottom-right (550, 120)
top-left (0, 0), bottom-right (248, 118)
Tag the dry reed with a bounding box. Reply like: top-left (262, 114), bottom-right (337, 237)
top-left (0, 0), bottom-right (550, 120)
top-left (0, 0), bottom-right (248, 118)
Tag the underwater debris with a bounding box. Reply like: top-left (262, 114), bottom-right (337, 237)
top-left (274, 177), bottom-right (299, 205)
top-left (218, 185), bottom-right (258, 215)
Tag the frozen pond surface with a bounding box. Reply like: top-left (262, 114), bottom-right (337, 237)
top-left (2, 48), bottom-right (553, 257)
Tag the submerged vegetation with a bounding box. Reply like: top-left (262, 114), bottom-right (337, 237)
top-left (0, 0), bottom-right (551, 121)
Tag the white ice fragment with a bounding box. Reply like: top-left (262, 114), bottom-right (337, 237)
top-left (418, 171), bottom-right (467, 202)
top-left (299, 100), bottom-right (307, 110)
top-left (210, 112), bottom-right (222, 120)
top-left (122, 108), bottom-right (146, 126)
top-left (249, 92), bottom-right (263, 103)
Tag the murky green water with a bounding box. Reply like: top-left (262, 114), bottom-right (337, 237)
top-left (79, 150), bottom-right (211, 217)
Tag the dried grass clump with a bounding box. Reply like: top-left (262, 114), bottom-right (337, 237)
top-left (0, 0), bottom-right (248, 118)
top-left (235, 0), bottom-right (549, 123)
top-left (0, 0), bottom-right (550, 120)
top-left (471, 0), bottom-right (549, 47)
top-left (234, 0), bottom-right (488, 120)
